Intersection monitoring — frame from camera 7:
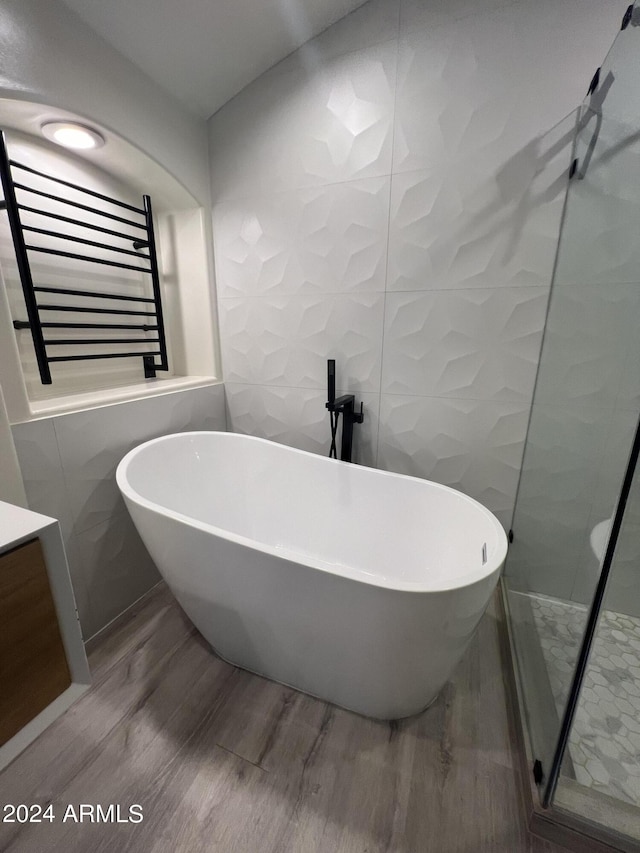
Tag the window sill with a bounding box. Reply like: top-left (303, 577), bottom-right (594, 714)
top-left (13, 376), bottom-right (222, 423)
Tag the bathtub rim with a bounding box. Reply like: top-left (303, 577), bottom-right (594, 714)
top-left (116, 431), bottom-right (508, 595)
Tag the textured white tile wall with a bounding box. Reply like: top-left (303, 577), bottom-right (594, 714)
top-left (210, 0), bottom-right (628, 530)
top-left (213, 178), bottom-right (391, 297)
top-left (12, 384), bottom-right (226, 639)
top-left (219, 293), bottom-right (384, 390)
top-left (381, 287), bottom-right (548, 401)
top-left (209, 41), bottom-right (397, 201)
top-left (376, 395), bottom-right (529, 529)
top-left (225, 384), bottom-right (380, 467)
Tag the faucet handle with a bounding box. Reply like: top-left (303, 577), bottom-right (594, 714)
top-left (355, 401), bottom-right (364, 424)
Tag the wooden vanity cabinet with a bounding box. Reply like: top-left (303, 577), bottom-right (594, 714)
top-left (0, 537), bottom-right (72, 747)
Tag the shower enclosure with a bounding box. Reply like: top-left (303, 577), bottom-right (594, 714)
top-left (503, 5), bottom-right (640, 848)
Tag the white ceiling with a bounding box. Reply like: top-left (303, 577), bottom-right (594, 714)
top-left (59, 0), bottom-right (367, 120)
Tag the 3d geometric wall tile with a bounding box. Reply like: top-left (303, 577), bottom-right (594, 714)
top-left (394, 1), bottom-right (622, 177)
top-left (534, 282), bottom-right (640, 409)
top-left (377, 394), bottom-right (529, 527)
top-left (382, 287), bottom-right (548, 402)
top-left (219, 292), bottom-right (384, 391)
top-left (226, 384), bottom-right (331, 454)
top-left (225, 382), bottom-right (380, 467)
top-left (394, 14), bottom-right (521, 176)
top-left (556, 119), bottom-right (640, 286)
top-left (209, 0), bottom-right (627, 573)
top-left (210, 40), bottom-right (396, 201)
top-left (12, 385), bottom-right (226, 639)
top-left (75, 510), bottom-right (160, 634)
top-left (387, 159), bottom-right (566, 291)
top-left (51, 385), bottom-right (225, 537)
top-left (213, 177), bottom-right (390, 297)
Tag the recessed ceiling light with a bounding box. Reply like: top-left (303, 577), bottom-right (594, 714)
top-left (41, 121), bottom-right (105, 150)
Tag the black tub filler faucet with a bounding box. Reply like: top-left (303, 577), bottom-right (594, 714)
top-left (325, 359), bottom-right (364, 463)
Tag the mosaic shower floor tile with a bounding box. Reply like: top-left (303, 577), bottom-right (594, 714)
top-left (529, 595), bottom-right (640, 806)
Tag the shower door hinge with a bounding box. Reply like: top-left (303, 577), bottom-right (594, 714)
top-left (533, 759), bottom-right (544, 786)
top-left (569, 158), bottom-right (579, 179)
top-left (622, 4), bottom-right (633, 30)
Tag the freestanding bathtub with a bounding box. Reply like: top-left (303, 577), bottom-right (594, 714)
top-left (116, 432), bottom-right (508, 719)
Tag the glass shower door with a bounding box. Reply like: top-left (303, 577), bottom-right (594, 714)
top-left (555, 443), bottom-right (640, 839)
top-left (503, 8), bottom-right (640, 798)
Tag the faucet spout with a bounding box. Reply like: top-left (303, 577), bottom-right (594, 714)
top-left (328, 393), bottom-right (355, 411)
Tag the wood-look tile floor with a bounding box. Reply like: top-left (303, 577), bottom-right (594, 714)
top-left (0, 584), bottom-right (568, 853)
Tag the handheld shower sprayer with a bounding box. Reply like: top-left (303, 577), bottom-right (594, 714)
top-left (327, 359), bottom-right (338, 458)
top-left (328, 359), bottom-right (336, 409)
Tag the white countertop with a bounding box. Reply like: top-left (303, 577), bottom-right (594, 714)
top-left (0, 500), bottom-right (58, 552)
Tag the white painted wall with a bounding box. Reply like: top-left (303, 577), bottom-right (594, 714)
top-left (0, 0), bottom-right (210, 206)
top-left (59, 0), bottom-right (368, 118)
top-left (210, 0), bottom-right (627, 530)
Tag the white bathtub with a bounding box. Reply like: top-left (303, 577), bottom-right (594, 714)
top-left (116, 432), bottom-right (507, 719)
